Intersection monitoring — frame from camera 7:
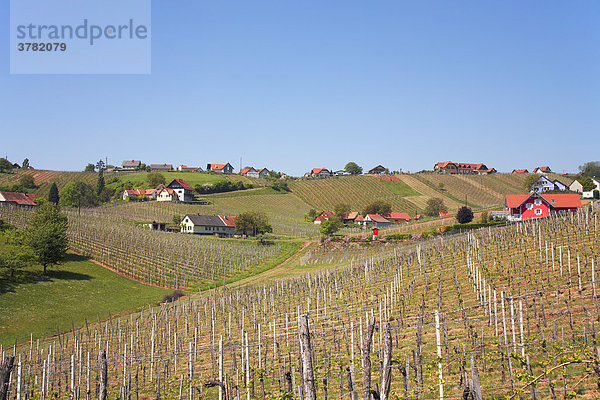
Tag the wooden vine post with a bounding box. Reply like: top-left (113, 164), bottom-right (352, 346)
top-left (298, 314), bottom-right (317, 400)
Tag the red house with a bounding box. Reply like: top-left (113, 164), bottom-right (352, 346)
top-left (505, 192), bottom-right (581, 221)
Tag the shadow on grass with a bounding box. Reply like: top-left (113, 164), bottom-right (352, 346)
top-left (0, 253), bottom-right (93, 294)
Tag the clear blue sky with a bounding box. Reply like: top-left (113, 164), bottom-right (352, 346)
top-left (1, 1), bottom-right (599, 175)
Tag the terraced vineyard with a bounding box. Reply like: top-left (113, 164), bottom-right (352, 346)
top-left (0, 169), bottom-right (102, 198)
top-left (290, 175), bottom-right (421, 213)
top-left (3, 210), bottom-right (600, 399)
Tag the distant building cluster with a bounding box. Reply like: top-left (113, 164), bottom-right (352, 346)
top-left (433, 162), bottom-right (496, 175)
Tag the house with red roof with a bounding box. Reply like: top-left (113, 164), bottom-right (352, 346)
top-left (434, 161), bottom-right (494, 175)
top-left (240, 167), bottom-right (270, 179)
top-left (533, 166), bottom-right (552, 174)
top-left (363, 214), bottom-right (394, 228)
top-left (439, 210), bottom-right (454, 217)
top-left (512, 169), bottom-right (529, 174)
top-left (122, 188), bottom-right (158, 201)
top-left (156, 188), bottom-right (177, 202)
top-left (166, 179), bottom-right (195, 202)
top-left (180, 214), bottom-right (239, 236)
top-left (0, 191), bottom-right (36, 207)
top-left (505, 192), bottom-right (581, 221)
top-left (207, 163), bottom-right (234, 174)
top-left (313, 211), bottom-right (335, 225)
top-left (306, 168), bottom-right (332, 178)
top-left (383, 212), bottom-right (412, 224)
top-left (177, 165), bottom-right (202, 172)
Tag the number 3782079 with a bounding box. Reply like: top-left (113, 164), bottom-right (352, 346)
top-left (18, 43), bottom-right (67, 51)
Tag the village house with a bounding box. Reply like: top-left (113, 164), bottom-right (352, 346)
top-left (241, 167), bottom-right (270, 179)
top-left (0, 191), bottom-right (36, 207)
top-left (383, 212), bottom-right (412, 224)
top-left (156, 188), bottom-right (177, 202)
top-left (343, 211), bottom-right (360, 224)
top-left (363, 214), bottom-right (394, 228)
top-left (505, 192), bottom-right (581, 221)
top-left (207, 163), bottom-right (234, 174)
top-left (177, 165), bottom-right (202, 172)
top-left (122, 188), bottom-right (157, 201)
top-left (368, 165), bottom-right (388, 175)
top-left (434, 162), bottom-right (494, 175)
top-left (150, 164), bottom-right (173, 172)
top-left (306, 168), bottom-right (332, 178)
top-left (122, 160), bottom-right (141, 170)
top-left (512, 169), bottom-right (529, 174)
top-left (533, 166), bottom-right (552, 174)
top-left (439, 210), bottom-right (453, 217)
top-left (180, 214), bottom-right (238, 236)
top-left (568, 180), bottom-right (584, 194)
top-left (313, 211), bottom-right (335, 224)
top-left (166, 179), bottom-right (196, 202)
top-left (531, 176), bottom-right (567, 193)
top-left (583, 178), bottom-right (600, 199)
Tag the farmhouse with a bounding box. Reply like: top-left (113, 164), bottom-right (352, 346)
top-left (583, 178), bottom-right (600, 199)
top-left (122, 160), bottom-right (141, 170)
top-left (180, 214), bottom-right (238, 236)
top-left (363, 214), bottom-right (393, 228)
top-left (0, 191), bottom-right (36, 207)
top-left (207, 163), bottom-right (234, 174)
top-left (568, 180), bottom-right (584, 194)
top-left (306, 168), bottom-right (332, 178)
top-left (166, 179), bottom-right (195, 202)
top-left (156, 188), bottom-right (177, 202)
top-left (150, 164), bottom-right (173, 172)
top-left (122, 189), bottom-right (157, 201)
top-left (241, 167), bottom-right (270, 179)
top-left (383, 212), bottom-right (411, 224)
top-left (505, 192), bottom-right (581, 221)
top-left (512, 169), bottom-right (529, 174)
top-left (439, 211), bottom-right (453, 217)
top-left (531, 176), bottom-right (567, 193)
top-left (343, 211), bottom-right (360, 224)
top-left (434, 162), bottom-right (494, 175)
top-left (313, 211), bottom-right (335, 224)
top-left (368, 165), bottom-right (388, 175)
top-left (533, 166), bottom-right (552, 174)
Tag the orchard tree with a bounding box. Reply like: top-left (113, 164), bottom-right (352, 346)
top-left (147, 172), bottom-right (166, 187)
top-left (19, 174), bottom-right (36, 189)
top-left (0, 228), bottom-right (32, 278)
top-left (344, 162), bottom-right (363, 175)
top-left (319, 219), bottom-right (342, 236)
top-left (363, 200), bottom-right (392, 216)
top-left (424, 197), bottom-right (447, 217)
top-left (235, 212), bottom-right (272, 236)
top-left (0, 158), bottom-right (13, 173)
top-left (305, 209), bottom-right (319, 222)
top-left (48, 182), bottom-right (59, 204)
top-left (84, 163), bottom-right (95, 172)
top-left (60, 181), bottom-right (97, 212)
top-left (456, 206), bottom-right (474, 224)
top-left (25, 203), bottom-right (69, 274)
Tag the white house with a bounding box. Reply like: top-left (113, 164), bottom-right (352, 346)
top-left (177, 165), bottom-right (202, 172)
top-left (122, 160), bottom-right (141, 170)
top-left (122, 188), bottom-right (157, 201)
top-left (207, 163), bottom-right (234, 174)
top-left (583, 178), bottom-right (600, 199)
top-left (180, 214), bottom-right (237, 236)
top-left (306, 168), bottom-right (332, 178)
top-left (569, 180), bottom-right (584, 194)
top-left (533, 166), bottom-right (552, 174)
top-left (531, 176), bottom-right (567, 193)
top-left (166, 179), bottom-right (195, 202)
top-left (156, 188), bottom-right (177, 202)
top-left (240, 167), bottom-right (270, 178)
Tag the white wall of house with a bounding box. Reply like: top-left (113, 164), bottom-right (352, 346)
top-left (157, 191), bottom-right (174, 202)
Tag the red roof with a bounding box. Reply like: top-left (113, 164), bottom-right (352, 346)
top-left (221, 216), bottom-right (237, 227)
top-left (344, 211), bottom-right (359, 220)
top-left (414, 214), bottom-right (422, 220)
top-left (384, 212), bottom-right (411, 221)
top-left (439, 210), bottom-right (453, 217)
top-left (0, 191), bottom-right (36, 206)
top-left (534, 166), bottom-right (551, 172)
top-left (435, 161), bottom-right (456, 168)
top-left (505, 193), bottom-right (582, 209)
top-left (512, 169), bottom-right (528, 173)
top-left (366, 214), bottom-right (391, 223)
top-left (174, 179), bottom-right (194, 191)
top-left (311, 168), bottom-right (329, 174)
top-left (209, 164), bottom-right (229, 171)
top-left (240, 168), bottom-right (252, 174)
top-left (355, 214), bottom-right (365, 222)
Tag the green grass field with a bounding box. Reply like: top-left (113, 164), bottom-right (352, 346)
top-left (110, 171), bottom-right (229, 188)
top-left (0, 248), bottom-right (170, 346)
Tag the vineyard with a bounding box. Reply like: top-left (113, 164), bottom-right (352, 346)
top-left (289, 176), bottom-right (421, 213)
top-left (2, 210), bottom-right (600, 399)
top-left (0, 170), bottom-right (103, 198)
top-left (0, 205), bottom-right (284, 289)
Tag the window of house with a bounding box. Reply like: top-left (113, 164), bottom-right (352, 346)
top-left (526, 203), bottom-right (533, 210)
top-left (534, 199), bottom-right (542, 206)
top-left (535, 209), bottom-right (542, 215)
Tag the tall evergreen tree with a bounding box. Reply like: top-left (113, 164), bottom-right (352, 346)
top-left (96, 170), bottom-right (105, 196)
top-left (22, 158), bottom-right (29, 169)
top-left (48, 182), bottom-right (59, 204)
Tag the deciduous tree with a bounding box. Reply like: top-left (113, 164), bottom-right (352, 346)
top-left (0, 158), bottom-right (13, 173)
top-left (363, 201), bottom-right (392, 216)
top-left (147, 172), bottom-right (166, 187)
top-left (25, 203), bottom-right (69, 274)
top-left (456, 206), bottom-right (474, 224)
top-left (345, 162), bottom-right (363, 175)
top-left (60, 181), bottom-right (97, 211)
top-left (424, 198), bottom-right (446, 217)
top-left (235, 212), bottom-right (272, 236)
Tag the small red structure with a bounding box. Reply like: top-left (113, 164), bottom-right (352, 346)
top-left (372, 228), bottom-right (379, 239)
top-left (505, 192), bottom-right (581, 221)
